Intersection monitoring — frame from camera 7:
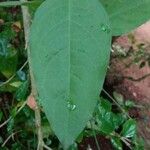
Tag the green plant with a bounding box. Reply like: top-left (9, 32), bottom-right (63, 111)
top-left (0, 0), bottom-right (149, 149)
top-left (94, 97), bottom-right (143, 150)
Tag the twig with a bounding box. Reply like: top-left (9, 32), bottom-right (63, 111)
top-left (90, 121), bottom-right (100, 150)
top-left (87, 145), bottom-right (93, 150)
top-left (0, 100), bottom-right (27, 129)
top-left (34, 104), bottom-right (43, 150)
top-left (121, 137), bottom-right (132, 150)
top-left (112, 132), bottom-right (132, 150)
top-left (20, 1), bottom-right (45, 150)
top-left (102, 89), bottom-right (131, 119)
top-left (2, 131), bottom-right (21, 147)
top-left (0, 117), bottom-right (11, 129)
top-left (43, 142), bottom-right (53, 150)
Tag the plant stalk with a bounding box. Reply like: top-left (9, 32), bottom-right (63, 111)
top-left (20, 1), bottom-right (43, 150)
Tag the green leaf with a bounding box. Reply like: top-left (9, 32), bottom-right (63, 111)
top-left (100, 97), bottom-right (112, 112)
top-left (125, 100), bottom-right (135, 108)
top-left (98, 112), bottom-right (116, 134)
top-left (0, 1), bottom-right (43, 7)
top-left (15, 80), bottom-right (29, 101)
top-left (134, 137), bottom-right (144, 150)
top-left (121, 119), bottom-right (136, 138)
top-left (7, 118), bottom-right (14, 133)
top-left (100, 0), bottom-right (150, 35)
top-left (97, 98), bottom-right (124, 132)
top-left (0, 38), bottom-right (18, 78)
top-left (111, 137), bottom-right (123, 150)
top-left (113, 92), bottom-right (124, 105)
top-left (112, 113), bottom-right (125, 129)
top-left (30, 0), bottom-right (111, 148)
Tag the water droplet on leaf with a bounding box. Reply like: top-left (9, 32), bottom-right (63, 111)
top-left (100, 24), bottom-right (110, 33)
top-left (67, 101), bottom-right (76, 111)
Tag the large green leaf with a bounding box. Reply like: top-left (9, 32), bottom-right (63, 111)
top-left (100, 0), bottom-right (150, 35)
top-left (30, 0), bottom-right (111, 148)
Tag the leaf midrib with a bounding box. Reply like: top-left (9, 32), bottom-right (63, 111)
top-left (67, 0), bottom-right (71, 139)
top-left (68, 0), bottom-right (71, 96)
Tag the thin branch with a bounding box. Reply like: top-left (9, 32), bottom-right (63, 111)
top-left (121, 137), bottom-right (132, 150)
top-left (87, 145), bottom-right (93, 150)
top-left (35, 105), bottom-right (43, 150)
top-left (0, 100), bottom-right (27, 129)
top-left (90, 121), bottom-right (100, 150)
top-left (43, 142), bottom-right (53, 150)
top-left (20, 1), bottom-right (44, 150)
top-left (112, 132), bottom-right (132, 150)
top-left (102, 89), bottom-right (131, 119)
top-left (0, 117), bottom-right (11, 129)
top-left (2, 131), bottom-right (21, 147)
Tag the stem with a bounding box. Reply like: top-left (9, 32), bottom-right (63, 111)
top-left (121, 137), bottom-right (132, 150)
top-left (20, 1), bottom-right (43, 150)
top-left (2, 131), bottom-right (21, 147)
top-left (90, 121), bottom-right (101, 150)
top-left (0, 101), bottom-right (27, 128)
top-left (43, 142), bottom-right (53, 150)
top-left (102, 89), bottom-right (131, 119)
top-left (35, 104), bottom-right (43, 150)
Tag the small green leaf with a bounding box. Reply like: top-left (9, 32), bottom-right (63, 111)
top-left (99, 120), bottom-right (115, 134)
top-left (112, 113), bottom-right (125, 129)
top-left (15, 80), bottom-right (29, 101)
top-left (125, 100), bottom-right (135, 108)
top-left (121, 119), bottom-right (136, 138)
top-left (111, 137), bottom-right (123, 150)
top-left (7, 118), bottom-right (14, 133)
top-left (10, 107), bottom-right (18, 118)
top-left (98, 112), bottom-right (115, 134)
top-left (100, 97), bottom-right (112, 112)
top-left (113, 92), bottom-right (124, 105)
top-left (0, 38), bottom-right (18, 78)
top-left (97, 98), bottom-right (124, 133)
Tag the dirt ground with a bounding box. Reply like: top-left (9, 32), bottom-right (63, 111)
top-left (106, 21), bottom-right (150, 149)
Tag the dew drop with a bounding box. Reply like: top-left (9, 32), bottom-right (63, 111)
top-left (67, 101), bottom-right (76, 111)
top-left (101, 24), bottom-right (107, 31)
top-left (100, 24), bottom-right (110, 33)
